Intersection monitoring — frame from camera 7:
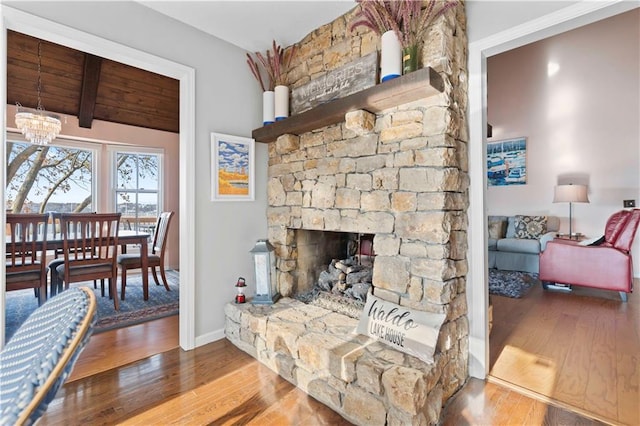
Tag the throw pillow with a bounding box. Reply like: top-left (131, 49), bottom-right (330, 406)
top-left (514, 215), bottom-right (547, 239)
top-left (488, 219), bottom-right (507, 239)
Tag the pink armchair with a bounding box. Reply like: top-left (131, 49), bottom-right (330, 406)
top-left (539, 209), bottom-right (640, 301)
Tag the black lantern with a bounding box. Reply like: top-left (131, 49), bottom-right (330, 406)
top-left (250, 239), bottom-right (279, 305)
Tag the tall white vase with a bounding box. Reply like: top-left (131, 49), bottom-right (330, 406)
top-left (262, 90), bottom-right (275, 125)
top-left (380, 30), bottom-right (402, 83)
top-left (274, 85), bottom-right (289, 121)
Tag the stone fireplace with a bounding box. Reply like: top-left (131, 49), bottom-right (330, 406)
top-left (294, 230), bottom-right (373, 295)
top-left (226, 4), bottom-right (469, 425)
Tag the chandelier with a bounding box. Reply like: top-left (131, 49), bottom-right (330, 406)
top-left (15, 39), bottom-right (62, 146)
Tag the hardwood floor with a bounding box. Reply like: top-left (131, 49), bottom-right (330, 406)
top-left (441, 377), bottom-right (605, 425)
top-left (40, 323), bottom-right (350, 425)
top-left (68, 314), bottom-right (180, 382)
top-left (489, 280), bottom-right (639, 425)
top-left (40, 303), bottom-right (616, 425)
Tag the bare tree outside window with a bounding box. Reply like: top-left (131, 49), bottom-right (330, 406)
top-left (6, 141), bottom-right (93, 213)
top-left (115, 152), bottom-right (160, 233)
top-left (5, 141), bottom-right (161, 219)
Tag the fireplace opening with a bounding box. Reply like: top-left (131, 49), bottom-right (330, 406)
top-left (293, 229), bottom-right (374, 318)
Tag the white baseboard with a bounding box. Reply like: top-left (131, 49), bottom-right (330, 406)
top-left (195, 328), bottom-right (225, 347)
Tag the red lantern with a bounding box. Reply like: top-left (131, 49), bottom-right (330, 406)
top-left (235, 277), bottom-right (247, 304)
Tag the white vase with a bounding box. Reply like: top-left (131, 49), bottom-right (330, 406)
top-left (380, 30), bottom-right (402, 83)
top-left (262, 90), bottom-right (275, 125)
top-left (274, 85), bottom-right (289, 121)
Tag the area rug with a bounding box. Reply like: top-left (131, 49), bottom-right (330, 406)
top-left (488, 269), bottom-right (539, 298)
top-left (5, 269), bottom-right (179, 341)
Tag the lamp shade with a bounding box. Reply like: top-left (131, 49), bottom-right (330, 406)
top-left (553, 184), bottom-right (589, 203)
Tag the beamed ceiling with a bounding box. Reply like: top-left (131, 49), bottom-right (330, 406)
top-left (7, 30), bottom-right (180, 134)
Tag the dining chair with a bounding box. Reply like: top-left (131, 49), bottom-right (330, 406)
top-left (117, 211), bottom-right (174, 301)
top-left (48, 212), bottom-right (101, 297)
top-left (5, 213), bottom-right (49, 306)
top-left (54, 213), bottom-right (122, 310)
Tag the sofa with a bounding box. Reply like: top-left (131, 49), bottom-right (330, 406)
top-left (540, 209), bottom-right (639, 301)
top-left (488, 215), bottom-right (560, 274)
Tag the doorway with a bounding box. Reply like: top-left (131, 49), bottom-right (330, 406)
top-left (467, 3), bottom-right (637, 412)
top-left (467, 1), bottom-right (638, 379)
top-left (0, 6), bottom-right (196, 350)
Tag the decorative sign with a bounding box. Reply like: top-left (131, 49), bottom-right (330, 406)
top-left (291, 52), bottom-right (378, 115)
top-left (356, 294), bottom-right (446, 364)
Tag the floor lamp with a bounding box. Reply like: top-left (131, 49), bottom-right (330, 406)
top-left (553, 184), bottom-right (590, 239)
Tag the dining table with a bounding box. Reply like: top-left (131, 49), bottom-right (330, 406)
top-left (6, 229), bottom-right (151, 302)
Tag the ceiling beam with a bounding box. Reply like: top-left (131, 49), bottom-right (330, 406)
top-left (78, 54), bottom-right (102, 128)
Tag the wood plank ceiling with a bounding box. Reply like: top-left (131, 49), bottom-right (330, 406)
top-left (6, 30), bottom-right (180, 133)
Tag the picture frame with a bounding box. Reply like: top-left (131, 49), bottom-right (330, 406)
top-left (487, 137), bottom-right (527, 187)
top-left (211, 132), bottom-right (255, 201)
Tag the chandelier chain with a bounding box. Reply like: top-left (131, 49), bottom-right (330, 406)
top-left (14, 38), bottom-right (62, 145)
top-left (37, 40), bottom-right (44, 110)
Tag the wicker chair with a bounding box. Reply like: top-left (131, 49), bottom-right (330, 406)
top-left (0, 287), bottom-right (96, 425)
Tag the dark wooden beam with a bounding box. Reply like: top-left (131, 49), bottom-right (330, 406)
top-left (78, 54), bottom-right (102, 128)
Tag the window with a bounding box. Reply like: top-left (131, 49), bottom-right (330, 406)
top-left (114, 151), bottom-right (162, 232)
top-left (5, 139), bottom-right (95, 213)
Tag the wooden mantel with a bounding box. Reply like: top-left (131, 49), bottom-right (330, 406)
top-left (252, 66), bottom-right (445, 143)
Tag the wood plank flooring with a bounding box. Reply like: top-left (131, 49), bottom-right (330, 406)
top-left (489, 281), bottom-right (639, 425)
top-left (40, 327), bottom-right (350, 425)
top-left (40, 286), bottom-right (625, 426)
top-left (441, 377), bottom-right (605, 425)
top-left (68, 314), bottom-right (180, 382)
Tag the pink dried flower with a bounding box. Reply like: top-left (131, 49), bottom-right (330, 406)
top-left (350, 0), bottom-right (458, 48)
top-left (246, 40), bottom-right (296, 91)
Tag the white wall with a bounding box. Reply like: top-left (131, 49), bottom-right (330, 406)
top-left (466, 0), bottom-right (580, 42)
top-left (2, 1), bottom-right (268, 342)
top-left (487, 8), bottom-right (640, 276)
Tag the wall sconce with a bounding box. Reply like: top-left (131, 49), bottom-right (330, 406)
top-left (553, 184), bottom-right (590, 239)
top-left (250, 239), bottom-right (280, 305)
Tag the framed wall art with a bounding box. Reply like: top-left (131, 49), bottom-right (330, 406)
top-left (211, 132), bottom-right (255, 201)
top-left (487, 137), bottom-right (527, 186)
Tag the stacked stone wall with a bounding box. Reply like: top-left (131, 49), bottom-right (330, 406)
top-left (227, 2), bottom-right (469, 424)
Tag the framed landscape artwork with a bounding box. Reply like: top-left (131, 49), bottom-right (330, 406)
top-left (487, 137), bottom-right (527, 186)
top-left (211, 132), bottom-right (255, 201)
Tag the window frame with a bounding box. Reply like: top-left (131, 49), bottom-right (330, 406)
top-left (109, 145), bottom-right (164, 226)
top-left (5, 131), bottom-right (100, 213)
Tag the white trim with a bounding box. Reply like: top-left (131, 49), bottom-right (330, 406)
top-left (195, 328), bottom-right (226, 348)
top-left (111, 148), bottom-right (164, 218)
top-left (179, 64), bottom-right (196, 351)
top-left (1, 6), bottom-right (197, 350)
top-left (467, 0), bottom-right (639, 379)
top-left (108, 145), bottom-right (165, 155)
